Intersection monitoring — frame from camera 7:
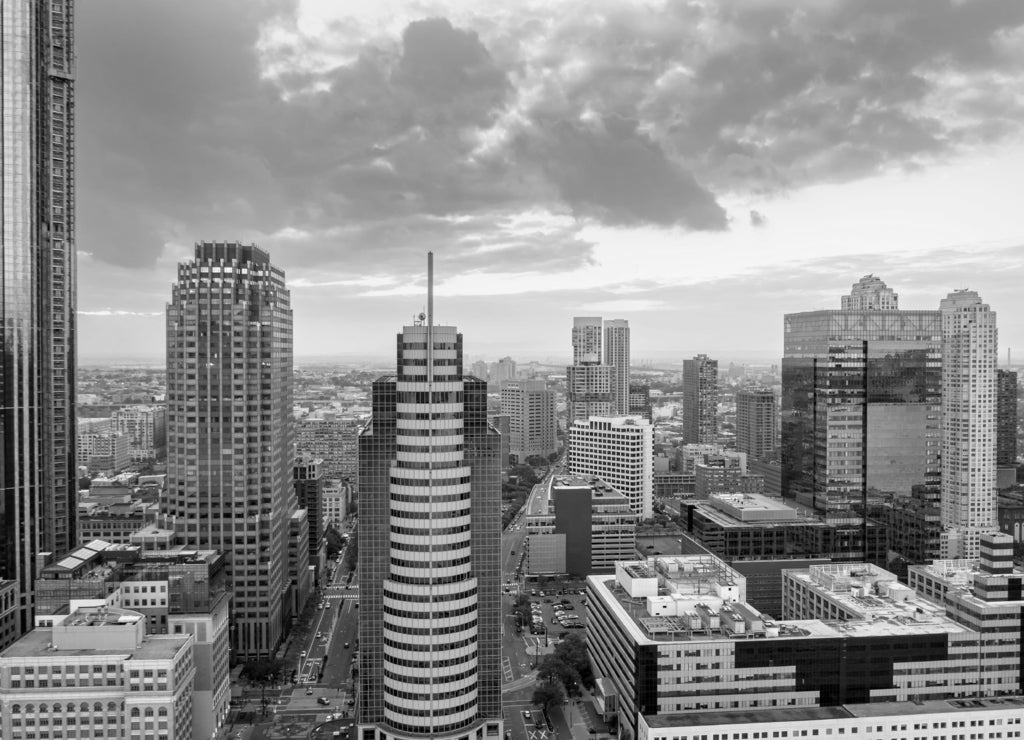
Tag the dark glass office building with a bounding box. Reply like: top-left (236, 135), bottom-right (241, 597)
top-left (0, 0), bottom-right (78, 635)
top-left (782, 280), bottom-right (941, 522)
top-left (357, 273), bottom-right (502, 740)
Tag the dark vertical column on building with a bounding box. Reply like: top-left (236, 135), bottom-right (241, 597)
top-left (554, 487), bottom-right (592, 576)
top-left (0, 0), bottom-right (77, 635)
top-left (997, 370), bottom-right (1018, 467)
top-left (357, 375), bottom-right (396, 727)
top-left (465, 375), bottom-right (502, 718)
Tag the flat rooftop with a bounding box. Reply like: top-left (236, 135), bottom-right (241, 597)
top-left (528, 475), bottom-right (631, 517)
top-left (2, 628), bottom-right (187, 661)
top-left (645, 696), bottom-right (1024, 728)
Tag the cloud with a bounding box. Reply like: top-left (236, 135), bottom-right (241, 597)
top-left (750, 210), bottom-right (767, 227)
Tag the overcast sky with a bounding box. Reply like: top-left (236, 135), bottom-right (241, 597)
top-left (76, 0), bottom-right (1024, 364)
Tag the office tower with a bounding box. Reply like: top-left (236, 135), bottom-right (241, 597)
top-left (0, 607), bottom-right (197, 740)
top-left (111, 405), bottom-right (167, 462)
top-left (296, 414), bottom-right (360, 484)
top-left (470, 360), bottom-right (489, 382)
top-left (489, 413), bottom-right (511, 478)
top-left (627, 382), bottom-right (652, 422)
top-left (568, 417), bottom-right (653, 519)
top-left (604, 319), bottom-right (630, 414)
top-left (0, 0), bottom-right (78, 636)
top-left (492, 355), bottom-right (517, 384)
top-left (163, 242), bottom-right (296, 660)
top-left (996, 369), bottom-right (1018, 467)
top-left (572, 316), bottom-right (603, 364)
top-left (841, 274), bottom-right (899, 310)
top-left (358, 255), bottom-right (502, 740)
top-left (782, 276), bottom-right (941, 521)
top-left (735, 388), bottom-right (777, 462)
top-left (682, 354), bottom-right (718, 444)
top-left (294, 457), bottom-right (327, 579)
top-left (500, 380), bottom-right (556, 464)
top-left (939, 290), bottom-right (998, 560)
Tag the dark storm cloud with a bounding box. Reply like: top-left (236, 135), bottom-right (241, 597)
top-left (78, 0), bottom-right (1024, 275)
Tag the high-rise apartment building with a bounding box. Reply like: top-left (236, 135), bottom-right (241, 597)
top-left (500, 380), bottom-right (556, 464)
top-left (996, 369), bottom-right (1018, 467)
top-left (294, 457), bottom-right (327, 579)
top-left (568, 416), bottom-right (653, 519)
top-left (490, 356), bottom-right (517, 385)
top-left (572, 316), bottom-right (603, 364)
top-left (163, 242), bottom-right (297, 660)
top-left (604, 319), bottom-right (630, 414)
top-left (735, 388), bottom-right (777, 462)
top-left (111, 405), bottom-right (167, 462)
top-left (0, 0), bottom-right (78, 636)
top-left (782, 277), bottom-right (941, 521)
top-left (295, 414), bottom-right (360, 484)
top-left (627, 382), bottom-right (652, 421)
top-left (682, 354), bottom-right (718, 445)
top-left (939, 290), bottom-right (998, 560)
top-left (357, 255), bottom-right (502, 740)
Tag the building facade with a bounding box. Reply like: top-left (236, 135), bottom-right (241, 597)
top-left (604, 319), bottom-right (630, 415)
top-left (627, 383), bottom-right (652, 422)
top-left (295, 414), bottom-right (360, 485)
top-left (294, 457), bottom-right (327, 579)
top-left (162, 242), bottom-right (297, 660)
top-left (683, 355), bottom-right (718, 445)
top-left (568, 317), bottom-right (617, 423)
top-left (77, 428), bottom-right (130, 474)
top-left (997, 369), bottom-right (1018, 467)
top-left (500, 380), bottom-right (556, 464)
top-left (568, 417), bottom-right (653, 519)
top-left (735, 388), bottom-right (777, 462)
top-left (939, 290), bottom-right (998, 560)
top-left (782, 277), bottom-right (941, 522)
top-left (357, 260), bottom-right (502, 740)
top-left (0, 0), bottom-right (78, 637)
top-left (0, 606), bottom-right (196, 740)
top-left (111, 405), bottom-right (167, 462)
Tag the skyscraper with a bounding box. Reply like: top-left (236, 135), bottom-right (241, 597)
top-left (782, 277), bottom-right (941, 521)
top-left (0, 0), bottom-right (78, 635)
top-left (500, 380), bottom-right (557, 464)
top-left (683, 355), bottom-right (718, 445)
top-left (163, 242), bottom-right (297, 660)
top-left (568, 416), bottom-right (653, 519)
top-left (736, 388), bottom-right (778, 462)
top-left (358, 254), bottom-right (502, 740)
top-left (567, 317), bottom-right (615, 422)
top-left (996, 369), bottom-right (1018, 468)
top-left (604, 319), bottom-right (630, 414)
top-left (939, 290), bottom-right (998, 560)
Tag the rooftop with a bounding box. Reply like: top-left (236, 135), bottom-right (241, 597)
top-left (644, 696), bottom-right (1024, 728)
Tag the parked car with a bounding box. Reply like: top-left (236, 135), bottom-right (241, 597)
top-left (318, 696), bottom-right (331, 705)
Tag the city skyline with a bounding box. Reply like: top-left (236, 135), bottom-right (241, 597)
top-left (73, 0), bottom-right (1024, 360)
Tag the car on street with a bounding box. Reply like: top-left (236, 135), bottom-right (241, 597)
top-left (318, 697), bottom-right (331, 705)
top-left (344, 642), bottom-right (350, 648)
top-left (300, 651), bottom-right (307, 658)
top-left (306, 688), bottom-right (314, 695)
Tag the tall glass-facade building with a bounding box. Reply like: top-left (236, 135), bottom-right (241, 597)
top-left (0, 0), bottom-right (77, 634)
top-left (782, 277), bottom-right (941, 522)
top-left (163, 242), bottom-right (296, 660)
top-left (358, 258), bottom-right (502, 740)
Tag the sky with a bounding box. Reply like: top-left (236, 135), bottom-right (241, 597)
top-left (76, 0), bottom-right (1024, 364)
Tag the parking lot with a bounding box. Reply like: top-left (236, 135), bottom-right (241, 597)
top-left (521, 585), bottom-right (588, 638)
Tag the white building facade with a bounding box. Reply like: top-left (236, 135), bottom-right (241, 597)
top-left (568, 417), bottom-right (653, 519)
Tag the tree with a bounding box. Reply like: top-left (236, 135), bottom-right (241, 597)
top-left (513, 594), bottom-right (533, 628)
top-left (241, 658), bottom-right (286, 684)
top-left (525, 455), bottom-right (548, 468)
top-left (537, 655), bottom-right (581, 697)
top-left (510, 465), bottom-right (540, 487)
top-left (325, 527), bottom-right (345, 560)
top-left (547, 451), bottom-right (560, 464)
top-left (531, 682), bottom-right (564, 712)
top-left (554, 632), bottom-right (593, 687)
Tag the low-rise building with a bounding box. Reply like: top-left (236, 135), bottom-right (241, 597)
top-left (0, 605), bottom-right (196, 740)
top-left (524, 476), bottom-right (638, 576)
top-left (0, 582), bottom-right (18, 653)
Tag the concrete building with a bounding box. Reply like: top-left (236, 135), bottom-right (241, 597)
top-left (735, 388), bottom-right (777, 462)
top-left (0, 606), bottom-right (197, 740)
top-left (568, 317), bottom-right (617, 423)
top-left (0, 0), bottom-right (79, 638)
top-left (489, 413), bottom-right (511, 479)
top-left (294, 457), bottom-right (328, 580)
top-left (683, 355), bottom-right (718, 445)
top-left (32, 542), bottom-right (231, 738)
top-left (0, 582), bottom-right (18, 654)
top-left (572, 316), bottom-right (603, 364)
top-left (568, 417), bottom-right (653, 519)
top-left (524, 476), bottom-right (638, 576)
top-left (323, 482), bottom-right (351, 529)
top-left (939, 290), bottom-right (998, 559)
top-left (357, 256), bottom-right (502, 740)
top-left (587, 554), bottom-right (1017, 740)
top-left (693, 463), bottom-right (764, 498)
top-left (500, 380), bottom-right (557, 464)
top-left (295, 414), bottom-right (360, 485)
top-left (627, 383), bottom-right (652, 422)
top-left (491, 356), bottom-right (517, 385)
top-left (604, 319), bottom-right (630, 415)
top-left (111, 405), bottom-right (167, 462)
top-left (162, 242), bottom-right (300, 661)
top-left (782, 277), bottom-right (942, 523)
top-left (77, 427), bottom-right (130, 474)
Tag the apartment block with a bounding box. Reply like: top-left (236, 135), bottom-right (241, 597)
top-left (568, 417), bottom-right (653, 519)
